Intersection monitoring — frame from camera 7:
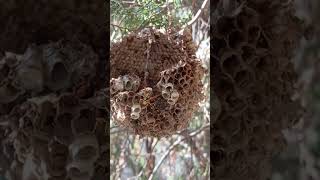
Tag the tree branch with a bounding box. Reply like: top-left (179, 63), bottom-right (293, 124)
top-left (110, 23), bottom-right (130, 31)
top-left (147, 124), bottom-right (210, 180)
top-left (179, 0), bottom-right (209, 34)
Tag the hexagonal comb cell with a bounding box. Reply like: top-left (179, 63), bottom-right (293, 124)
top-left (212, 1), bottom-right (303, 179)
top-left (212, 36), bottom-right (227, 56)
top-left (247, 25), bottom-right (262, 44)
top-left (71, 108), bottom-right (96, 135)
top-left (69, 134), bottom-right (99, 163)
top-left (256, 33), bottom-right (270, 49)
top-left (66, 161), bottom-right (94, 180)
top-left (228, 30), bottom-right (246, 49)
top-left (217, 114), bottom-right (241, 135)
top-left (211, 149), bottom-right (226, 166)
top-left (221, 53), bottom-right (242, 77)
top-left (235, 6), bottom-right (259, 30)
top-left (234, 69), bottom-right (254, 91)
top-left (241, 44), bottom-right (256, 63)
top-left (110, 28), bottom-right (205, 137)
top-left (216, 16), bottom-right (236, 36)
top-left (0, 83), bottom-right (23, 104)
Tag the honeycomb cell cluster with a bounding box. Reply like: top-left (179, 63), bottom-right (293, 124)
top-left (0, 40), bottom-right (108, 180)
top-left (212, 1), bottom-right (303, 180)
top-left (111, 28), bottom-right (205, 137)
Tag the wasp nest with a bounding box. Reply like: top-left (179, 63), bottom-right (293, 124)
top-left (0, 40), bottom-right (108, 180)
top-left (212, 1), bottom-right (304, 180)
top-left (111, 28), bottom-right (205, 137)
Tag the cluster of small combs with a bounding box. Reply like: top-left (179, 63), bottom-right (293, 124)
top-left (211, 0), bottom-right (303, 179)
top-left (111, 28), bottom-right (205, 137)
top-left (0, 40), bottom-right (108, 180)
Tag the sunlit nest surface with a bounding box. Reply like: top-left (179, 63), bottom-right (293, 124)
top-left (110, 28), bottom-right (206, 137)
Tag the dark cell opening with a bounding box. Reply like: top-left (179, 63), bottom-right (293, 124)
top-left (248, 25), bottom-right (261, 43)
top-left (212, 36), bottom-right (227, 55)
top-left (228, 30), bottom-right (245, 49)
top-left (212, 149), bottom-right (226, 165)
top-left (241, 45), bottom-right (256, 62)
top-left (217, 17), bottom-right (236, 36)
top-left (222, 54), bottom-right (241, 76)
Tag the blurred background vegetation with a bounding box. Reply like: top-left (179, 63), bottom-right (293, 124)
top-left (110, 0), bottom-right (210, 179)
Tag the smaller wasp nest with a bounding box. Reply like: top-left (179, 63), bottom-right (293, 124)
top-left (0, 40), bottom-right (108, 180)
top-left (211, 1), bottom-right (304, 179)
top-left (111, 28), bottom-right (205, 137)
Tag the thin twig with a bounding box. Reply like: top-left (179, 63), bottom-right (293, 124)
top-left (147, 124), bottom-right (210, 180)
top-left (110, 125), bottom-right (119, 129)
top-left (128, 139), bottom-right (159, 180)
top-left (151, 139), bottom-right (159, 152)
top-left (179, 0), bottom-right (209, 34)
top-left (110, 23), bottom-right (130, 31)
top-left (128, 161), bottom-right (148, 180)
top-left (122, 0), bottom-right (135, 4)
top-left (114, 133), bottom-right (130, 179)
top-left (184, 131), bottom-right (208, 172)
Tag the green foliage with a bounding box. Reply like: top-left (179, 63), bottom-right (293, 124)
top-left (111, 0), bottom-right (192, 41)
